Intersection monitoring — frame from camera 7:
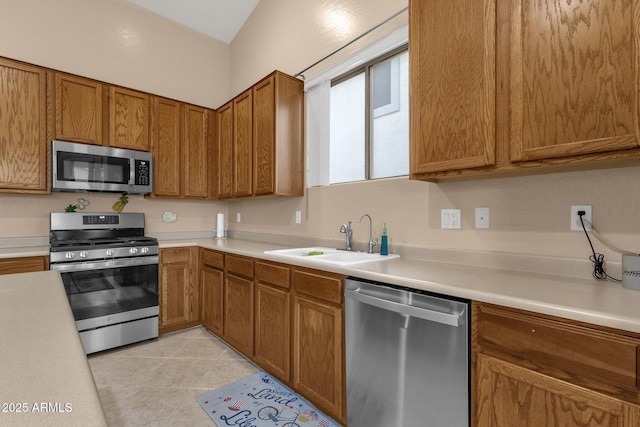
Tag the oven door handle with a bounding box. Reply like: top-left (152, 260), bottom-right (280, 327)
top-left (50, 256), bottom-right (159, 273)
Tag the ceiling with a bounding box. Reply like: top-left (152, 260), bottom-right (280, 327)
top-left (128, 0), bottom-right (261, 44)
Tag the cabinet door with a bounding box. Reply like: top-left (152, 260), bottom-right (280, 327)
top-left (201, 264), bottom-right (224, 336)
top-left (253, 75), bottom-right (275, 195)
top-left (159, 248), bottom-right (198, 333)
top-left (476, 354), bottom-right (640, 427)
top-left (292, 294), bottom-right (345, 422)
top-left (53, 72), bottom-right (104, 145)
top-left (150, 97), bottom-right (181, 197)
top-left (0, 256), bottom-right (48, 275)
top-left (234, 89), bottom-right (253, 197)
top-left (183, 105), bottom-right (209, 198)
top-left (217, 101), bottom-right (234, 199)
top-left (224, 273), bottom-right (254, 356)
top-left (0, 58), bottom-right (48, 193)
top-left (509, 0), bottom-right (640, 161)
top-left (109, 86), bottom-right (149, 151)
top-left (409, 0), bottom-right (496, 174)
top-left (255, 280), bottom-right (291, 384)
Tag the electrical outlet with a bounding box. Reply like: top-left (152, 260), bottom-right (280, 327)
top-left (475, 207), bottom-right (489, 229)
top-left (236, 212), bottom-right (241, 223)
top-left (570, 205), bottom-right (592, 231)
top-left (441, 209), bottom-right (461, 229)
top-left (295, 211), bottom-right (302, 224)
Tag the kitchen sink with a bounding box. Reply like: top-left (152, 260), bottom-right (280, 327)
top-left (264, 247), bottom-right (399, 266)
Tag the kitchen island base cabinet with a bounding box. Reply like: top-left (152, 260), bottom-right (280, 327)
top-left (0, 256), bottom-right (48, 275)
top-left (159, 247), bottom-right (199, 334)
top-left (292, 267), bottom-right (346, 425)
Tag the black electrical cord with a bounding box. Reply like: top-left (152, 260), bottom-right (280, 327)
top-left (578, 212), bottom-right (621, 282)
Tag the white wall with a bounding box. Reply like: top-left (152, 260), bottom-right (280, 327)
top-left (0, 0), bottom-right (230, 236)
top-left (0, 0), bottom-right (230, 108)
top-left (0, 0), bottom-right (639, 272)
top-left (226, 0), bottom-right (640, 267)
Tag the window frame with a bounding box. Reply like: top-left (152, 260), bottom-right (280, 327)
top-left (330, 44), bottom-right (408, 182)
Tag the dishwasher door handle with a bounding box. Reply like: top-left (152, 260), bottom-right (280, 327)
top-left (345, 288), bottom-right (464, 327)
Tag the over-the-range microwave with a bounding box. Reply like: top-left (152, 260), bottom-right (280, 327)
top-left (51, 140), bottom-right (153, 194)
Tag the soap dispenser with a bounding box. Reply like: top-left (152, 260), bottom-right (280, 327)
top-left (380, 223), bottom-right (389, 256)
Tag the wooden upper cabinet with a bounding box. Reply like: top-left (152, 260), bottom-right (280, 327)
top-left (149, 97), bottom-right (216, 200)
top-left (234, 89), bottom-right (253, 197)
top-left (253, 72), bottom-right (304, 197)
top-left (217, 70), bottom-right (304, 199)
top-left (183, 105), bottom-right (209, 198)
top-left (108, 86), bottom-right (149, 151)
top-left (217, 101), bottom-right (234, 199)
top-left (51, 72), bottom-right (104, 145)
top-left (0, 58), bottom-right (48, 193)
top-left (150, 96), bottom-right (181, 197)
top-left (254, 76), bottom-right (276, 195)
top-left (409, 0), bottom-right (496, 175)
top-left (509, 0), bottom-right (640, 162)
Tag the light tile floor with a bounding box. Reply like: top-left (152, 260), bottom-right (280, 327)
top-left (88, 326), bottom-right (258, 426)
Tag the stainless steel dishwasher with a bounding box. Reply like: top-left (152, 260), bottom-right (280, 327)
top-left (345, 278), bottom-right (470, 427)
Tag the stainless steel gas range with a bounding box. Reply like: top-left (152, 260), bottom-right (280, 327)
top-left (49, 212), bottom-right (159, 354)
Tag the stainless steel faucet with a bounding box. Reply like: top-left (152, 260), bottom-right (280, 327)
top-left (339, 221), bottom-right (353, 251)
top-left (359, 213), bottom-right (378, 254)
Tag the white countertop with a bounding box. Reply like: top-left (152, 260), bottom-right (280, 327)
top-left (4, 237), bottom-right (639, 335)
top-left (161, 237), bottom-right (640, 334)
top-left (0, 271), bottom-right (108, 427)
top-left (0, 245), bottom-right (49, 258)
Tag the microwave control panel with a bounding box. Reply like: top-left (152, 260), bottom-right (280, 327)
top-left (134, 160), bottom-right (150, 186)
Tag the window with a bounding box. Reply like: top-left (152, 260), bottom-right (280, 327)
top-left (329, 46), bottom-right (408, 184)
top-left (304, 26), bottom-right (408, 187)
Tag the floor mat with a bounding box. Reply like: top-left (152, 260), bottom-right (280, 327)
top-left (197, 371), bottom-right (340, 427)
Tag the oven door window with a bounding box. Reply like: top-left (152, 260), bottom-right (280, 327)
top-left (60, 262), bottom-right (158, 321)
top-left (58, 151), bottom-right (130, 185)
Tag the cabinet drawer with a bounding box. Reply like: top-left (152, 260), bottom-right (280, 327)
top-left (477, 304), bottom-right (640, 391)
top-left (292, 268), bottom-right (344, 305)
top-left (201, 249), bottom-right (224, 269)
top-left (161, 247), bottom-right (192, 264)
top-left (256, 261), bottom-right (290, 289)
top-left (225, 254), bottom-right (254, 278)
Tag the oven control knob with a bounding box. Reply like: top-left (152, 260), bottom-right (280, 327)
top-left (65, 252), bottom-right (75, 259)
top-left (106, 249), bottom-right (114, 257)
top-left (141, 247), bottom-right (149, 254)
top-left (129, 247), bottom-right (139, 255)
top-left (79, 251), bottom-right (88, 259)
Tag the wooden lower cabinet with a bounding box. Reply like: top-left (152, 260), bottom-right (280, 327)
top-left (292, 267), bottom-right (346, 424)
top-left (223, 255), bottom-right (255, 356)
top-left (200, 249), bottom-right (224, 336)
top-left (474, 302), bottom-right (640, 426)
top-left (254, 260), bottom-right (291, 384)
top-left (477, 354), bottom-right (640, 426)
top-left (159, 247), bottom-right (199, 334)
top-left (0, 256), bottom-right (48, 275)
